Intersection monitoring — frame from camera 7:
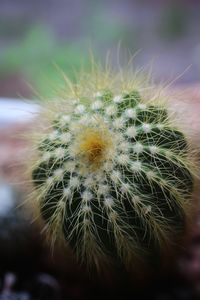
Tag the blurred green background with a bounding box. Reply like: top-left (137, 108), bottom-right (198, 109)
top-left (0, 0), bottom-right (200, 98)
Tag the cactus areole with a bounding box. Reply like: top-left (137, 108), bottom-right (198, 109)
top-left (31, 72), bottom-right (193, 272)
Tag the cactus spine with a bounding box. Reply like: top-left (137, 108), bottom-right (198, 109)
top-left (30, 67), bottom-right (194, 272)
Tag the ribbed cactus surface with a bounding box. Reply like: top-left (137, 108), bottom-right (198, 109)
top-left (31, 86), bottom-right (193, 271)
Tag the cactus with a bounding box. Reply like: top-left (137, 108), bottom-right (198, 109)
top-left (30, 67), bottom-right (194, 272)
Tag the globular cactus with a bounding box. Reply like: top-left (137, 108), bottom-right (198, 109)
top-left (30, 66), bottom-right (194, 272)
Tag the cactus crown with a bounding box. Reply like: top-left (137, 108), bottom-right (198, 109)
top-left (30, 66), bottom-right (194, 272)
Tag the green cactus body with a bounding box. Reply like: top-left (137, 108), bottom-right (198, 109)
top-left (31, 80), bottom-right (193, 271)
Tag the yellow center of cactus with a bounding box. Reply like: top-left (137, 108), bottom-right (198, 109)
top-left (76, 127), bottom-right (113, 171)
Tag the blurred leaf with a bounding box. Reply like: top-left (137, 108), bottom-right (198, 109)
top-left (0, 26), bottom-right (90, 97)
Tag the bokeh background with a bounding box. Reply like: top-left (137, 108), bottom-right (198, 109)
top-left (0, 0), bottom-right (200, 98)
top-left (1, 0), bottom-right (200, 299)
